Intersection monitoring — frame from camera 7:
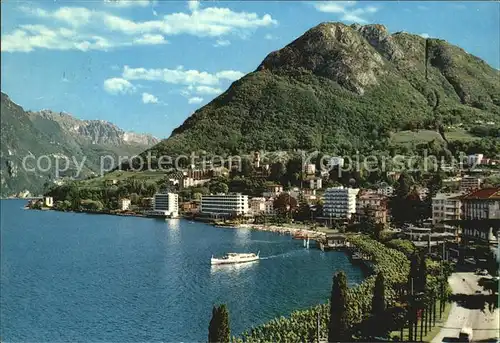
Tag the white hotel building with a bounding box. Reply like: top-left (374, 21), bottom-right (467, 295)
top-left (153, 193), bottom-right (179, 218)
top-left (323, 186), bottom-right (360, 219)
top-left (201, 194), bottom-right (249, 217)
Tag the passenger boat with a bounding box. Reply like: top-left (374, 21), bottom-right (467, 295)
top-left (211, 252), bottom-right (260, 265)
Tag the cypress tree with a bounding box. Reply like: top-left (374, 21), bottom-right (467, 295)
top-left (369, 272), bottom-right (387, 339)
top-left (372, 272), bottom-right (386, 316)
top-left (208, 304), bottom-right (230, 343)
top-left (328, 271), bottom-right (349, 343)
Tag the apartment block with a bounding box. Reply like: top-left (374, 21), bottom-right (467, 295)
top-left (201, 193), bottom-right (249, 216)
top-left (323, 186), bottom-right (360, 219)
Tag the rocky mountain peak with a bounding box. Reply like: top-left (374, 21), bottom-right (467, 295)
top-left (257, 22), bottom-right (387, 94)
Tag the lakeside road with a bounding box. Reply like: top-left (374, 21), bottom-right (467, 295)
top-left (432, 272), bottom-right (499, 343)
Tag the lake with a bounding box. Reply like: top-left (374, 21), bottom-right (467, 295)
top-left (0, 199), bottom-right (364, 341)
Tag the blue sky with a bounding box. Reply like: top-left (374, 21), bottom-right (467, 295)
top-left (2, 1), bottom-right (499, 139)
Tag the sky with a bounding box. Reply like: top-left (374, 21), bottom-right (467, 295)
top-left (1, 0), bottom-right (499, 139)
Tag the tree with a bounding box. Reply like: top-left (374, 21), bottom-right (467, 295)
top-left (363, 272), bottom-right (388, 339)
top-left (269, 162), bottom-right (286, 182)
top-left (209, 181), bottom-right (229, 194)
top-left (208, 304), bottom-right (230, 343)
top-left (372, 272), bottom-right (386, 316)
top-left (240, 158), bottom-right (254, 177)
top-left (328, 271), bottom-right (350, 342)
top-left (273, 193), bottom-right (298, 217)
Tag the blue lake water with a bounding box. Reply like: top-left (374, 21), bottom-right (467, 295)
top-left (1, 199), bottom-right (364, 341)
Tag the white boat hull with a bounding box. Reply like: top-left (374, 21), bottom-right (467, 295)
top-left (211, 257), bottom-right (259, 265)
top-left (211, 252), bottom-right (260, 265)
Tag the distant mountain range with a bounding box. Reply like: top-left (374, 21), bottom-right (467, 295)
top-left (0, 92), bottom-right (158, 197)
top-left (147, 22), bottom-right (499, 157)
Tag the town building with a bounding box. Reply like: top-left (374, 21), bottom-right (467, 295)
top-left (309, 178), bottom-right (323, 190)
top-left (153, 193), bottom-right (179, 218)
top-left (323, 186), bottom-right (360, 219)
top-left (459, 176), bottom-right (483, 193)
top-left (262, 184), bottom-right (283, 198)
top-left (119, 198), bottom-right (131, 211)
top-left (43, 196), bottom-right (54, 208)
top-left (356, 193), bottom-right (388, 224)
top-left (461, 188), bottom-right (500, 220)
top-left (467, 154), bottom-right (484, 166)
top-left (264, 199), bottom-right (275, 215)
top-left (431, 193), bottom-right (463, 226)
top-left (305, 164), bottom-right (316, 175)
top-left (141, 197), bottom-right (154, 209)
top-left (329, 157), bottom-right (345, 168)
top-left (180, 201), bottom-right (200, 214)
top-left (200, 193), bottom-right (249, 217)
top-left (377, 185), bottom-right (394, 197)
top-left (250, 197), bottom-right (266, 214)
top-left (253, 151), bottom-right (261, 168)
top-left (104, 179), bottom-right (118, 186)
top-left (182, 177), bottom-right (210, 189)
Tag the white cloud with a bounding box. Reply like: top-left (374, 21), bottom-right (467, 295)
top-left (103, 78), bottom-right (135, 94)
top-left (122, 65), bottom-right (244, 85)
top-left (214, 39), bottom-right (230, 47)
top-left (53, 7), bottom-right (92, 27)
top-left (187, 0), bottom-right (200, 12)
top-left (133, 33), bottom-right (167, 45)
top-left (195, 86), bottom-right (223, 95)
top-left (102, 8), bottom-right (277, 37)
top-left (264, 33), bottom-right (275, 40)
top-left (104, 0), bottom-right (153, 8)
top-left (420, 33), bottom-right (430, 39)
top-left (188, 97), bottom-right (204, 104)
top-left (1, 25), bottom-right (118, 52)
top-left (215, 70), bottom-right (244, 81)
top-left (313, 1), bottom-right (378, 24)
top-left (9, 3), bottom-right (277, 52)
top-left (142, 92), bottom-right (159, 104)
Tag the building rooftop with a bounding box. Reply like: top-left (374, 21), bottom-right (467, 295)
top-left (432, 192), bottom-right (464, 200)
top-left (460, 187), bottom-right (500, 200)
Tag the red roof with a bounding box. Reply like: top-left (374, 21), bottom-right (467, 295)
top-left (460, 187), bottom-right (500, 200)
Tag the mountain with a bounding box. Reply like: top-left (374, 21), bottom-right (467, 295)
top-left (147, 22), bottom-right (499, 157)
top-left (0, 92), bottom-right (158, 197)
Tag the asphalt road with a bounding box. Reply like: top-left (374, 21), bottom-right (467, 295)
top-left (432, 272), bottom-right (499, 343)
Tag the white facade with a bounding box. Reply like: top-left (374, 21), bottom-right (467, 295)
top-left (153, 193), bottom-right (179, 217)
top-left (310, 178), bottom-right (323, 189)
top-left (323, 187), bottom-right (359, 219)
top-left (432, 193), bottom-right (462, 225)
top-left (182, 177), bottom-right (210, 188)
top-left (305, 164), bottom-right (316, 175)
top-left (119, 198), bottom-right (131, 211)
top-left (201, 194), bottom-right (249, 216)
top-left (467, 154), bottom-right (484, 166)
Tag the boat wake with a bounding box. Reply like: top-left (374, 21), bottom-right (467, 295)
top-left (260, 250), bottom-right (304, 260)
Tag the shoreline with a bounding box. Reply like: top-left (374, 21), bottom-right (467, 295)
top-left (234, 223), bottom-right (326, 239)
top-left (22, 203), bottom-right (327, 240)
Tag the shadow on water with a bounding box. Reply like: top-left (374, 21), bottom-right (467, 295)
top-left (449, 293), bottom-right (498, 313)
